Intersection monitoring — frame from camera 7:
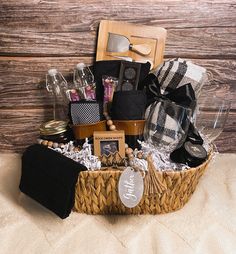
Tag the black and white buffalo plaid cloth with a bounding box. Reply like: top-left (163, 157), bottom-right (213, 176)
top-left (144, 100), bottom-right (190, 148)
top-left (153, 58), bottom-right (207, 97)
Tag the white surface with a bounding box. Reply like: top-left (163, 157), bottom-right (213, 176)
top-left (0, 153), bottom-right (236, 254)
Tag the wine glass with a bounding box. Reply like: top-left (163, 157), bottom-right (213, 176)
top-left (143, 99), bottom-right (192, 169)
top-left (144, 99), bottom-right (192, 151)
top-left (194, 85), bottom-right (231, 143)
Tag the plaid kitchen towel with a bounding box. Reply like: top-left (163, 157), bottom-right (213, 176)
top-left (144, 100), bottom-right (190, 148)
top-left (153, 58), bottom-right (207, 97)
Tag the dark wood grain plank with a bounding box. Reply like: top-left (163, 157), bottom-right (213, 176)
top-left (0, 26), bottom-right (235, 58)
top-left (0, 1), bottom-right (235, 58)
top-left (215, 132), bottom-right (236, 153)
top-left (0, 56), bottom-right (93, 108)
top-left (0, 32), bottom-right (96, 57)
top-left (193, 59), bottom-right (236, 87)
top-left (0, 108), bottom-right (51, 152)
top-left (166, 27), bottom-right (236, 59)
top-left (194, 111), bottom-right (236, 132)
top-left (0, 57), bottom-right (235, 108)
top-left (0, 0), bottom-right (235, 31)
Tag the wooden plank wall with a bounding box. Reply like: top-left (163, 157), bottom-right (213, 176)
top-left (0, 0), bottom-right (235, 153)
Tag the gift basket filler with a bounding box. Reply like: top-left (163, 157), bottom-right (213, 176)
top-left (20, 20), bottom-right (231, 219)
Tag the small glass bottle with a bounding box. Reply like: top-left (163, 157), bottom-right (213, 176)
top-left (46, 68), bottom-right (69, 121)
top-left (73, 63), bottom-right (96, 100)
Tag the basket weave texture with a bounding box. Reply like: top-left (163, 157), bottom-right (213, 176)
top-left (74, 154), bottom-right (212, 215)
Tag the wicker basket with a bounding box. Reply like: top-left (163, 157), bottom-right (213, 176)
top-left (74, 153), bottom-right (212, 215)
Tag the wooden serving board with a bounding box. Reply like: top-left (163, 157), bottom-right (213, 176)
top-left (96, 20), bottom-right (167, 70)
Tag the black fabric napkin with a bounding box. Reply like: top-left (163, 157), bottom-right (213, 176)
top-left (111, 90), bottom-right (147, 120)
top-left (19, 144), bottom-right (87, 219)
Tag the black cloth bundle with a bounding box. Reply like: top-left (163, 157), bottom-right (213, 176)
top-left (19, 144), bottom-right (87, 219)
top-left (111, 90), bottom-right (147, 120)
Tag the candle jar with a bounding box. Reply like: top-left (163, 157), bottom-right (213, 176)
top-left (39, 120), bottom-right (73, 143)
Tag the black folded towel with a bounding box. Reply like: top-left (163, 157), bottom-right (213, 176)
top-left (19, 144), bottom-right (87, 219)
top-left (111, 90), bottom-right (147, 120)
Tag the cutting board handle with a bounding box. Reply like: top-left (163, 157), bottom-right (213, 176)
top-left (130, 44), bottom-right (152, 56)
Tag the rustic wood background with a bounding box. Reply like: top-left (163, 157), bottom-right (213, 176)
top-left (0, 0), bottom-right (235, 153)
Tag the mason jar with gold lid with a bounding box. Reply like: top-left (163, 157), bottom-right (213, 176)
top-left (39, 120), bottom-right (72, 143)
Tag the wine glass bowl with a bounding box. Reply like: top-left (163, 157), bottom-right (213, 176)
top-left (144, 99), bottom-right (192, 153)
top-left (194, 85), bottom-right (231, 143)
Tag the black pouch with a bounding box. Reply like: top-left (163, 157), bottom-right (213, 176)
top-left (69, 100), bottom-right (104, 125)
top-left (19, 144), bottom-right (87, 219)
top-left (111, 90), bottom-right (147, 120)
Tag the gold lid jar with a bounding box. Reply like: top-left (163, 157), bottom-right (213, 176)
top-left (39, 120), bottom-right (72, 143)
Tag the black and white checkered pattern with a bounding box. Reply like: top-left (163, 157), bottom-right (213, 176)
top-left (153, 58), bottom-right (207, 97)
top-left (70, 101), bottom-right (103, 125)
top-left (144, 100), bottom-right (189, 148)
